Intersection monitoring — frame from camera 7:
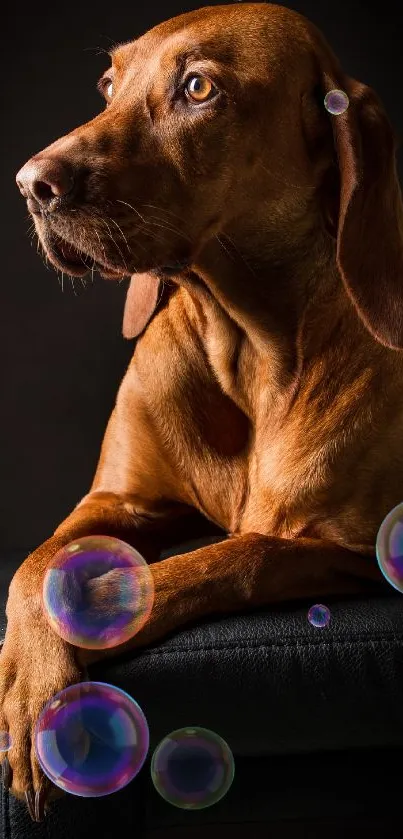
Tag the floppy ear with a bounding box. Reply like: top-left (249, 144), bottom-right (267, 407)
top-left (122, 273), bottom-right (162, 339)
top-left (321, 71), bottom-right (403, 349)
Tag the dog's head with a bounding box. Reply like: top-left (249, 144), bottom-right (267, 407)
top-left (16, 3), bottom-right (403, 346)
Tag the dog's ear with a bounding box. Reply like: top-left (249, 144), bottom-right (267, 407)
top-left (122, 273), bottom-right (162, 339)
top-left (321, 70), bottom-right (403, 349)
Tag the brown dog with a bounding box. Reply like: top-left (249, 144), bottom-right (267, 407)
top-left (2, 0), bottom-right (403, 822)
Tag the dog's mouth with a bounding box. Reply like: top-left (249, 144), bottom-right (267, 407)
top-left (44, 231), bottom-right (191, 282)
top-left (36, 209), bottom-right (193, 282)
top-left (44, 231), bottom-right (128, 280)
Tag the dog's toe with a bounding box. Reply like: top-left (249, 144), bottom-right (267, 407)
top-left (25, 789), bottom-right (36, 821)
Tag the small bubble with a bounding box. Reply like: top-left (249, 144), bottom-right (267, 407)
top-left (324, 89), bottom-right (349, 115)
top-left (308, 604), bottom-right (331, 628)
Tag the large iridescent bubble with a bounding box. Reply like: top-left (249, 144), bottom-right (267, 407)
top-left (34, 681), bottom-right (149, 797)
top-left (376, 502), bottom-right (403, 593)
top-left (42, 535), bottom-right (154, 649)
top-left (151, 726), bottom-right (235, 810)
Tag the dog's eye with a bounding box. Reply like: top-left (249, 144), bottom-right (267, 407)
top-left (185, 75), bottom-right (216, 103)
top-left (97, 76), bottom-right (114, 101)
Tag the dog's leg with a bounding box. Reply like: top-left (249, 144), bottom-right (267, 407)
top-left (84, 532), bottom-right (385, 664)
top-left (0, 490), bottom-right (190, 819)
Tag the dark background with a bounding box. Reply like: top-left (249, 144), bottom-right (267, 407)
top-left (1, 1), bottom-right (402, 552)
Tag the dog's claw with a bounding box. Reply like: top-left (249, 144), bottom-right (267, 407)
top-left (25, 789), bottom-right (36, 821)
top-left (2, 756), bottom-right (11, 791)
top-left (35, 788), bottom-right (47, 822)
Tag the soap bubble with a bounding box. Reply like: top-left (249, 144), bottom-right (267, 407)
top-left (376, 502), bottom-right (403, 593)
top-left (324, 89), bottom-right (349, 115)
top-left (42, 535), bottom-right (154, 649)
top-left (34, 681), bottom-right (149, 797)
top-left (151, 726), bottom-right (235, 810)
top-left (0, 731), bottom-right (12, 753)
top-left (307, 604), bottom-right (331, 628)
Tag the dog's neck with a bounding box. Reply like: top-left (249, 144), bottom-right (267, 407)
top-left (178, 227), bottom-right (394, 421)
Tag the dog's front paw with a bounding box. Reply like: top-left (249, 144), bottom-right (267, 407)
top-left (0, 576), bottom-right (84, 821)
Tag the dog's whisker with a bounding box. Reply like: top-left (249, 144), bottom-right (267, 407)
top-left (107, 217), bottom-right (131, 253)
top-left (116, 200), bottom-right (191, 244)
top-left (142, 216), bottom-right (192, 243)
top-left (218, 233), bottom-right (259, 280)
top-left (94, 229), bottom-right (108, 263)
top-left (82, 45), bottom-right (112, 57)
top-left (111, 216), bottom-right (176, 251)
top-left (141, 203), bottom-right (187, 223)
top-left (98, 216), bottom-right (130, 272)
top-left (156, 278), bottom-right (166, 308)
top-left (132, 226), bottom-right (169, 250)
top-left (215, 234), bottom-right (236, 262)
top-left (116, 199), bottom-right (146, 223)
top-left (77, 229), bottom-right (94, 271)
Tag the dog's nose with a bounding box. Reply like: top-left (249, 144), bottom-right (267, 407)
top-left (16, 158), bottom-right (75, 208)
